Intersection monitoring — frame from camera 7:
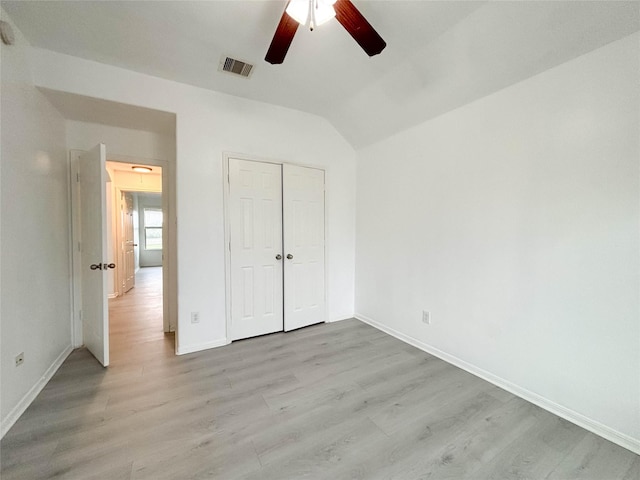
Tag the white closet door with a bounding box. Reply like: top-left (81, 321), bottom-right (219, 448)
top-left (283, 164), bottom-right (325, 331)
top-left (229, 158), bottom-right (284, 340)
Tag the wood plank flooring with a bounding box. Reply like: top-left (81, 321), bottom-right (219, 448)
top-left (2, 267), bottom-right (638, 479)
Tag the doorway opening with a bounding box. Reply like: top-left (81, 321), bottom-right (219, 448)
top-left (104, 161), bottom-right (172, 360)
top-left (52, 90), bottom-right (178, 366)
top-left (70, 148), bottom-right (177, 367)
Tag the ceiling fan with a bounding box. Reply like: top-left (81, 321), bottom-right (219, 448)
top-left (265, 0), bottom-right (386, 64)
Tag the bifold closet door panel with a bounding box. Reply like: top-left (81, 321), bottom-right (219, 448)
top-left (283, 164), bottom-right (326, 331)
top-left (229, 158), bottom-right (284, 340)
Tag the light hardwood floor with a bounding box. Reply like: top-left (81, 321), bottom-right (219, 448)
top-left (1, 267), bottom-right (638, 479)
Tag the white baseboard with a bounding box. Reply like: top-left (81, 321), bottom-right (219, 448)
top-left (176, 338), bottom-right (229, 355)
top-left (355, 313), bottom-right (640, 455)
top-left (327, 315), bottom-right (355, 323)
top-left (1, 345), bottom-right (73, 439)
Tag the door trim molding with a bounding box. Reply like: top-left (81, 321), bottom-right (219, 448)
top-left (222, 152), bottom-right (328, 343)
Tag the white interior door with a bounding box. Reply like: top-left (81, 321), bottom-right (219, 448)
top-left (229, 158), bottom-right (284, 340)
top-left (123, 192), bottom-right (135, 293)
top-left (79, 144), bottom-right (110, 367)
top-left (283, 164), bottom-right (325, 331)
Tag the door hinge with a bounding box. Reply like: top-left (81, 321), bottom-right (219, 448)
top-left (76, 172), bottom-right (80, 182)
top-left (78, 241), bottom-right (81, 252)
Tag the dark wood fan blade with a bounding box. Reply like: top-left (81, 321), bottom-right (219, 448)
top-left (265, 5), bottom-right (299, 64)
top-left (334, 0), bottom-right (386, 57)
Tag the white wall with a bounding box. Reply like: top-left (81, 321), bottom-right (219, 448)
top-left (355, 33), bottom-right (639, 450)
top-left (29, 47), bottom-right (357, 353)
top-left (66, 120), bottom-right (175, 162)
top-left (0, 11), bottom-right (72, 434)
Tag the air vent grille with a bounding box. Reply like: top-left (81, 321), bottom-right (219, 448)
top-left (221, 57), bottom-right (254, 78)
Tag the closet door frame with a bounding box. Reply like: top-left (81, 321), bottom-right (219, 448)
top-left (222, 152), bottom-right (329, 343)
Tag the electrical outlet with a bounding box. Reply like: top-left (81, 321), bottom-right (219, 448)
top-left (422, 311), bottom-right (431, 325)
top-left (191, 312), bottom-right (200, 324)
top-left (15, 352), bottom-right (24, 367)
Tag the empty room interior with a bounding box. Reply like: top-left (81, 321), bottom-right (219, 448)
top-left (0, 1), bottom-right (638, 479)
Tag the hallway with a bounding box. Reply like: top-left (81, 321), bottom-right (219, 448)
top-left (109, 266), bottom-right (173, 365)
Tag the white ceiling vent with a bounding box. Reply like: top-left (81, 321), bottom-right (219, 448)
top-left (219, 56), bottom-right (254, 78)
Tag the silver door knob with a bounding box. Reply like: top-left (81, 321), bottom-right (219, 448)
top-left (275, 254), bottom-right (282, 260)
top-left (286, 254), bottom-right (293, 260)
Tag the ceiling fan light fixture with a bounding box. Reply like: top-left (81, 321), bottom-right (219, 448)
top-left (313, 2), bottom-right (337, 27)
top-left (265, 0), bottom-right (385, 64)
top-left (286, 0), bottom-right (336, 30)
top-left (132, 166), bottom-right (153, 173)
top-left (286, 0), bottom-right (309, 25)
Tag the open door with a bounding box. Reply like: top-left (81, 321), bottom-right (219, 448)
top-left (79, 144), bottom-right (110, 366)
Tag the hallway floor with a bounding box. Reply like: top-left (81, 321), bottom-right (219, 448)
top-left (109, 266), bottom-right (173, 366)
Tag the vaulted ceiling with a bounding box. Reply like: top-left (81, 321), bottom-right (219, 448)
top-left (3, 1), bottom-right (639, 148)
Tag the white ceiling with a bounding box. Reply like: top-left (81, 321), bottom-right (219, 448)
top-left (106, 161), bottom-right (163, 175)
top-left (4, 1), bottom-right (639, 148)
